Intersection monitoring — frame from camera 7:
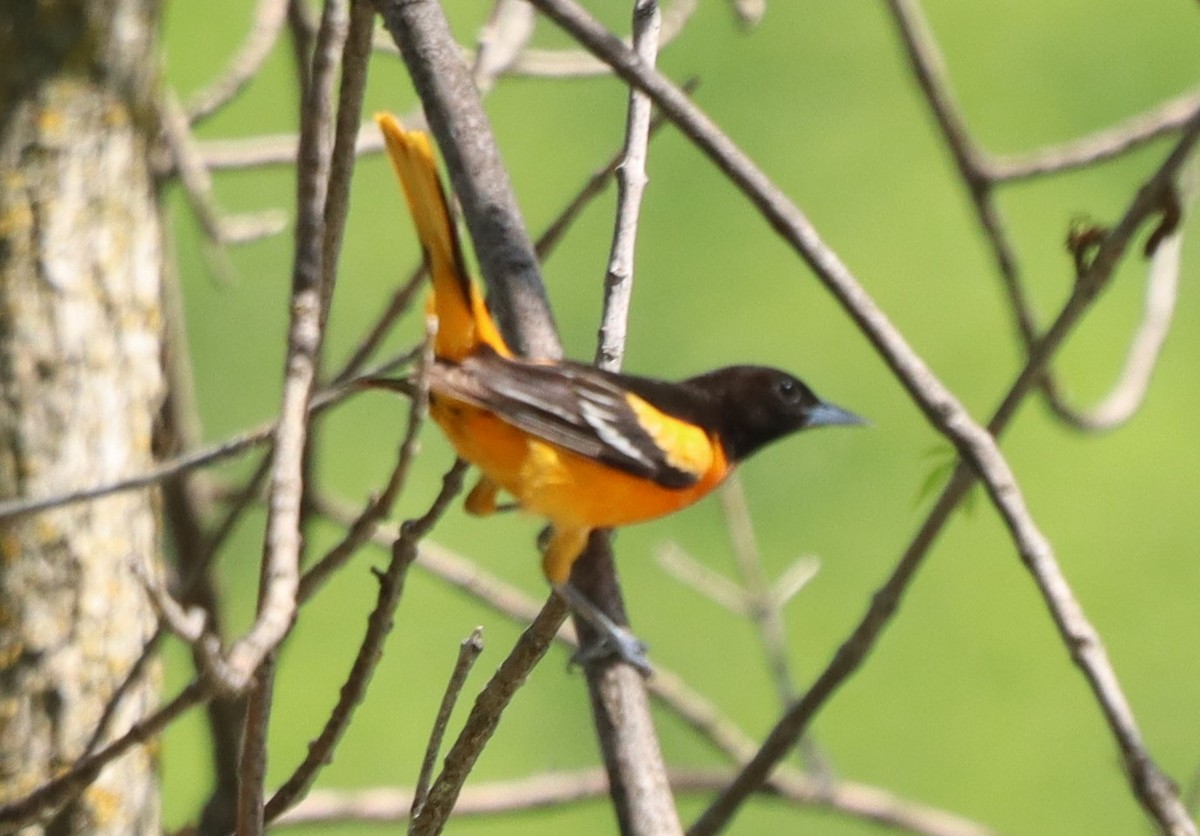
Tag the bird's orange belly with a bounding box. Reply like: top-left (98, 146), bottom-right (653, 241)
top-left (430, 396), bottom-right (728, 529)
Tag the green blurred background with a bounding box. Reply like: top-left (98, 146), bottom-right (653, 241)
top-left (160, 1), bottom-right (1200, 833)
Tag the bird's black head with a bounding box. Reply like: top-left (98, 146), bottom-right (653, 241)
top-left (690, 366), bottom-right (865, 463)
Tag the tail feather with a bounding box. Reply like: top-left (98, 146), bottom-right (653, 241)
top-left (375, 113), bottom-right (510, 361)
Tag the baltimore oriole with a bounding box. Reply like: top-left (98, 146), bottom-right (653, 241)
top-left (372, 114), bottom-right (862, 666)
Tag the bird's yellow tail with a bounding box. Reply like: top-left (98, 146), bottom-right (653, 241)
top-left (375, 113), bottom-right (510, 362)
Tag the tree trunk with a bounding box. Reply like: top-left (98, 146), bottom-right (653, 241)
top-left (0, 1), bottom-right (164, 832)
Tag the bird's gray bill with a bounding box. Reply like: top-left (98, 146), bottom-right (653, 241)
top-left (808, 401), bottom-right (868, 428)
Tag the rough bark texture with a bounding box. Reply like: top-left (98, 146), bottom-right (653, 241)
top-left (0, 1), bottom-right (164, 832)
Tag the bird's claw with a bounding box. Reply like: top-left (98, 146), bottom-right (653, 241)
top-left (571, 626), bottom-right (652, 677)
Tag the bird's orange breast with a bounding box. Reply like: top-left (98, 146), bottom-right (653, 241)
top-left (430, 394), bottom-right (731, 530)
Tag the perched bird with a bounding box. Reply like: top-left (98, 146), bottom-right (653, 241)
top-left (371, 114), bottom-right (863, 668)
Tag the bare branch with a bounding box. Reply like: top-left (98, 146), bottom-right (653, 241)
top-left (0, 356), bottom-right (412, 524)
top-left (990, 88), bottom-right (1200, 183)
top-left (194, 452), bottom-right (273, 577)
top-left (883, 0), bottom-right (1035, 361)
top-left (81, 630), bottom-right (166, 757)
top-left (297, 329), bottom-right (440, 605)
top-left (886, 0), bottom-right (1198, 434)
top-left (689, 122), bottom-right (1200, 836)
top-left (718, 476), bottom-right (796, 705)
top-left (330, 265), bottom-right (427, 383)
top-left (594, 0), bottom-right (660, 371)
top-left (709, 478), bottom-right (829, 776)
top-left (370, 0), bottom-right (698, 80)
top-left (411, 627), bottom-right (486, 824)
top-left (197, 123), bottom-right (385, 171)
top-left (232, 2), bottom-right (350, 831)
top-left (516, 0), bottom-right (1200, 831)
top-left (186, 0), bottom-right (290, 124)
top-left (1052, 228), bottom-right (1181, 431)
top-left (311, 498), bottom-right (989, 834)
top-left (551, 3), bottom-right (686, 833)
top-left (263, 390), bottom-right (462, 826)
top-left (313, 494), bottom-right (567, 635)
top-left (507, 0), bottom-right (696, 78)
top-left (0, 682), bottom-right (208, 831)
top-left (1047, 158), bottom-right (1198, 431)
top-left (0, 420), bottom-right (271, 521)
top-left (135, 562), bottom-right (208, 643)
top-left (771, 555), bottom-right (820, 610)
top-left (375, 0), bottom-right (561, 360)
top-left (655, 542), bottom-right (750, 615)
top-left (160, 91), bottom-right (288, 255)
top-left (279, 768), bottom-right (994, 836)
top-left (471, 0), bottom-right (536, 94)
top-left (409, 596), bottom-right (569, 835)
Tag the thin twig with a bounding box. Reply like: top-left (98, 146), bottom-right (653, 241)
top-left (309, 497), bottom-right (993, 834)
top-left (1045, 154), bottom-right (1198, 431)
top-left (158, 252), bottom-right (248, 835)
top-left (263, 415), bottom-right (466, 826)
top-left (161, 91), bottom-right (289, 255)
top-left (0, 356), bottom-right (415, 523)
top-left (330, 265), bottom-right (426, 384)
top-left (279, 768), bottom-right (994, 836)
top-left (187, 0), bottom-right (291, 124)
top-left (233, 2), bottom-right (350, 832)
top-left (687, 118), bottom-right (1200, 836)
top-left (0, 682), bottom-right (208, 831)
top-left (718, 476), bottom-right (795, 706)
top-left (298, 329), bottom-right (440, 604)
top-left (136, 562), bottom-right (207, 642)
top-left (411, 627), bottom-right (486, 825)
top-left (518, 1), bottom-right (1200, 832)
top-left (196, 123), bottom-right (385, 171)
top-left (312, 494), bottom-right (560, 632)
top-left (409, 595), bottom-right (570, 835)
top-left (1055, 229), bottom-right (1181, 431)
top-left (193, 452), bottom-right (273, 580)
top-left (884, 0), bottom-right (1035, 366)
top-left (370, 0), bottom-right (698, 81)
top-left (314, 497), bottom-right (762, 771)
top-left (0, 418), bottom-right (275, 521)
top-left (593, 0), bottom-right (660, 371)
top-left (0, 355), bottom-right (414, 622)
top-left (512, 0), bottom-right (695, 78)
top-left (566, 4), bottom-right (684, 832)
top-left (80, 629), bottom-right (166, 756)
top-left (655, 542), bottom-right (750, 615)
top-left (886, 0), bottom-right (1194, 434)
top-left (471, 0), bottom-right (536, 95)
top-left (990, 87), bottom-right (1200, 183)
top-left (149, 83), bottom-right (681, 577)
top-left (673, 479), bottom-right (827, 778)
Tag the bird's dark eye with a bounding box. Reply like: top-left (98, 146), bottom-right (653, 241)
top-left (776, 377), bottom-right (800, 401)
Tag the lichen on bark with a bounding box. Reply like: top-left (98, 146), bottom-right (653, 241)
top-left (0, 2), bottom-right (165, 832)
